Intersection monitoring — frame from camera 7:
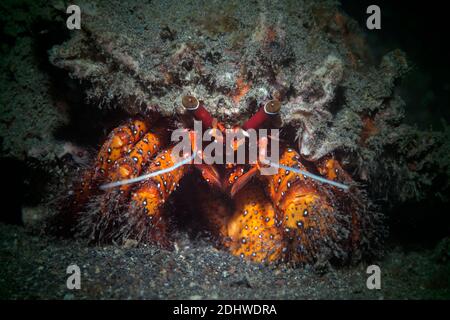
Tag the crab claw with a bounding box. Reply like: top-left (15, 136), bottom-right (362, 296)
top-left (229, 136), bottom-right (272, 198)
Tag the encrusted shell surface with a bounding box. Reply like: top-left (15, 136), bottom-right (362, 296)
top-left (50, 0), bottom-right (406, 161)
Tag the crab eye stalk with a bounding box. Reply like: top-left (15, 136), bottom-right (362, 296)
top-left (242, 99), bottom-right (281, 130)
top-left (181, 95), bottom-right (215, 128)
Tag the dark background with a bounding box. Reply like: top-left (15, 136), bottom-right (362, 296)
top-left (342, 0), bottom-right (450, 128)
top-left (342, 1), bottom-right (450, 246)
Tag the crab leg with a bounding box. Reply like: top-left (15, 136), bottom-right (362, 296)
top-left (88, 125), bottom-right (169, 222)
top-left (316, 156), bottom-right (363, 252)
top-left (226, 183), bottom-right (283, 263)
top-left (130, 146), bottom-right (188, 208)
top-left (106, 125), bottom-right (168, 192)
top-left (116, 146), bottom-right (188, 244)
top-left (195, 179), bottom-right (283, 263)
top-left (260, 147), bottom-right (344, 263)
top-left (69, 118), bottom-right (151, 210)
top-left (94, 119), bottom-right (150, 179)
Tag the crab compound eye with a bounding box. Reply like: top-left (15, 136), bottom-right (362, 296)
top-left (264, 100), bottom-right (281, 115)
top-left (182, 95), bottom-right (199, 110)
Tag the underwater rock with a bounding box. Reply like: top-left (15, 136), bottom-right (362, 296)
top-left (0, 37), bottom-right (67, 163)
top-left (433, 237), bottom-right (450, 263)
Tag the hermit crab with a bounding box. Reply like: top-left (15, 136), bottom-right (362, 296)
top-left (62, 95), bottom-right (368, 265)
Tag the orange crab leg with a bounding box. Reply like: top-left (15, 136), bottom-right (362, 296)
top-left (130, 147), bottom-right (188, 211)
top-left (125, 146), bottom-right (189, 242)
top-left (316, 156), bottom-right (362, 250)
top-left (226, 183), bottom-right (283, 263)
top-left (196, 180), bottom-right (283, 263)
top-left (94, 119), bottom-right (150, 179)
top-left (92, 125), bottom-right (170, 220)
top-left (69, 118), bottom-right (151, 209)
top-left (123, 129), bottom-right (203, 211)
top-left (260, 147), bottom-right (342, 263)
top-left (316, 157), bottom-right (354, 185)
top-left (227, 135), bottom-right (352, 263)
top-left (274, 183), bottom-right (336, 263)
top-left (106, 126), bottom-right (168, 191)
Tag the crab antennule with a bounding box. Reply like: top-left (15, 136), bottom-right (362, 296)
top-left (182, 95), bottom-right (215, 128)
top-left (242, 99), bottom-right (281, 131)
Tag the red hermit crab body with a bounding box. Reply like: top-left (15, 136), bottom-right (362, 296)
top-left (66, 96), bottom-right (365, 265)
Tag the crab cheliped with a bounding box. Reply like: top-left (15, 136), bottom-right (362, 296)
top-left (66, 95), bottom-right (365, 265)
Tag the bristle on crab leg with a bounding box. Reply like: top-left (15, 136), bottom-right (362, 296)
top-left (99, 152), bottom-right (196, 190)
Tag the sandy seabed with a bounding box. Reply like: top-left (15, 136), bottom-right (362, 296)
top-left (1, 223), bottom-right (448, 300)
